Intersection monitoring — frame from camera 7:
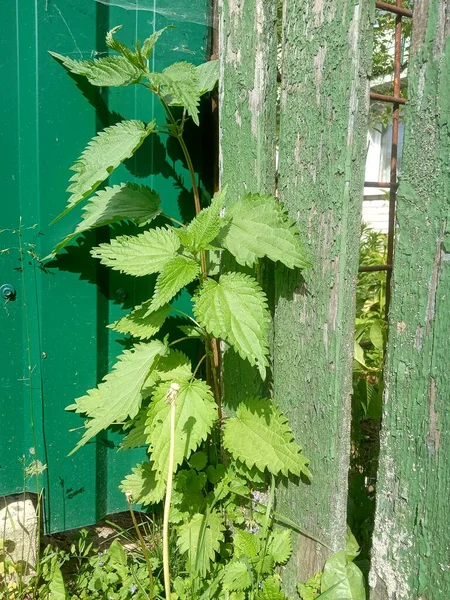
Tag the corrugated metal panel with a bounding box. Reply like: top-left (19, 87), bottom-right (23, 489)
top-left (0, 0), bottom-right (211, 533)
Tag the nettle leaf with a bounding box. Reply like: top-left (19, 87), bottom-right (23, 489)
top-left (220, 193), bottom-right (310, 269)
top-left (53, 183), bottom-right (161, 255)
top-left (193, 273), bottom-right (270, 379)
top-left (196, 60), bottom-right (219, 94)
top-left (223, 398), bottom-right (311, 478)
top-left (141, 349), bottom-right (193, 396)
top-left (91, 227), bottom-right (179, 276)
top-left (121, 409), bottom-right (147, 450)
top-left (297, 573), bottom-right (322, 600)
top-left (141, 27), bottom-right (168, 60)
top-left (153, 350), bottom-right (192, 382)
top-left (120, 462), bottom-right (165, 506)
top-left (68, 340), bottom-right (167, 453)
top-left (150, 62), bottom-right (200, 124)
top-left (177, 510), bottom-right (225, 576)
top-left (222, 560), bottom-right (252, 592)
top-left (49, 52), bottom-right (143, 86)
top-left (109, 302), bottom-right (170, 340)
top-left (106, 25), bottom-right (141, 67)
top-left (150, 255), bottom-right (200, 310)
top-left (268, 529), bottom-right (292, 565)
top-left (170, 469), bottom-right (207, 522)
top-left (177, 325), bottom-right (205, 340)
top-left (66, 387), bottom-right (102, 416)
top-left (256, 576), bottom-right (289, 600)
top-left (52, 120), bottom-right (154, 223)
top-left (177, 191), bottom-right (225, 251)
top-left (145, 379), bottom-right (217, 479)
top-left (321, 551), bottom-right (366, 600)
top-left (234, 530), bottom-right (261, 561)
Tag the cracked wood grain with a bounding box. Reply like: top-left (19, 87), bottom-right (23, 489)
top-left (370, 2), bottom-right (450, 598)
top-left (273, 0), bottom-right (373, 589)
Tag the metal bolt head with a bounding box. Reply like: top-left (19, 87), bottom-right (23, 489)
top-left (0, 284), bottom-right (16, 300)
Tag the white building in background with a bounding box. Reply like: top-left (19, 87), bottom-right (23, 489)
top-left (362, 121), bottom-right (405, 233)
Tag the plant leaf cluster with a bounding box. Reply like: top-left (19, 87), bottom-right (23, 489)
top-left (46, 24), bottom-right (363, 600)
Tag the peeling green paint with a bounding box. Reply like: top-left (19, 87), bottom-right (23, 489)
top-left (273, 0), bottom-right (373, 588)
top-left (370, 2), bottom-right (450, 598)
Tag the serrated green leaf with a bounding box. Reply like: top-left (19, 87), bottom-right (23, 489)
top-left (150, 255), bottom-right (200, 310)
top-left (68, 340), bottom-right (167, 453)
top-left (170, 469), bottom-right (207, 522)
top-left (142, 27), bottom-right (168, 59)
top-left (66, 387), bottom-right (102, 416)
top-left (109, 301), bottom-right (170, 340)
top-left (53, 183), bottom-right (161, 255)
top-left (234, 530), bottom-right (261, 561)
top-left (150, 62), bottom-right (200, 125)
top-left (193, 273), bottom-right (270, 379)
top-left (177, 191), bottom-right (225, 250)
top-left (120, 409), bottom-right (148, 450)
top-left (49, 51), bottom-right (143, 86)
top-left (222, 560), bottom-right (252, 592)
top-left (177, 510), bottom-right (225, 576)
top-left (268, 529), bottom-right (292, 565)
top-left (49, 564), bottom-right (67, 600)
top-left (145, 379), bottom-right (217, 479)
top-left (153, 350), bottom-right (192, 383)
top-left (91, 227), bottom-right (179, 276)
top-left (177, 325), bottom-right (205, 339)
top-left (256, 575), bottom-right (289, 600)
top-left (51, 120), bottom-right (153, 223)
top-left (320, 551), bottom-right (366, 600)
top-left (106, 25), bottom-right (141, 67)
top-left (120, 462), bottom-right (165, 506)
top-left (297, 573), bottom-right (322, 600)
top-left (220, 193), bottom-right (310, 269)
top-left (197, 60), bottom-right (219, 94)
top-left (223, 398), bottom-right (311, 478)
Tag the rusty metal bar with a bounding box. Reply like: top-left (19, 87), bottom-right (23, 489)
top-left (359, 264), bottom-right (392, 272)
top-left (370, 92), bottom-right (406, 104)
top-left (384, 0), bottom-right (404, 312)
top-left (375, 1), bottom-right (413, 18)
top-left (364, 181), bottom-right (393, 188)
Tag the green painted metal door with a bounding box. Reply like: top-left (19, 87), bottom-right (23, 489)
top-left (0, 0), bottom-right (212, 533)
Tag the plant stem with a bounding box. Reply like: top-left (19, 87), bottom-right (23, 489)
top-left (127, 497), bottom-right (154, 600)
top-left (191, 353), bottom-right (208, 380)
top-left (161, 213), bottom-right (186, 228)
top-left (163, 384), bottom-right (179, 600)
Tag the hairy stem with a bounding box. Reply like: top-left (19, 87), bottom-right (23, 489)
top-left (163, 384), bottom-right (179, 600)
top-left (127, 497), bottom-right (154, 600)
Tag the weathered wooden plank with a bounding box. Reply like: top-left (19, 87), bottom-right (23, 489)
top-left (273, 0), bottom-right (373, 587)
top-left (219, 0), bottom-right (278, 403)
top-left (370, 2), bottom-right (450, 598)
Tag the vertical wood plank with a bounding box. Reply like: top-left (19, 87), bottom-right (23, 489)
top-left (274, 0), bottom-right (373, 587)
top-left (219, 0), bottom-right (278, 403)
top-left (370, 2), bottom-right (450, 598)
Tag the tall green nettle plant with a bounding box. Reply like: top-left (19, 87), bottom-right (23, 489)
top-left (50, 26), bottom-right (312, 600)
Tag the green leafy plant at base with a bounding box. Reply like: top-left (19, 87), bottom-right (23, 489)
top-left (46, 25), bottom-right (365, 600)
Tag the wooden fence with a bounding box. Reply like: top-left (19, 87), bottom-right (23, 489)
top-left (219, 1), bottom-right (450, 598)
